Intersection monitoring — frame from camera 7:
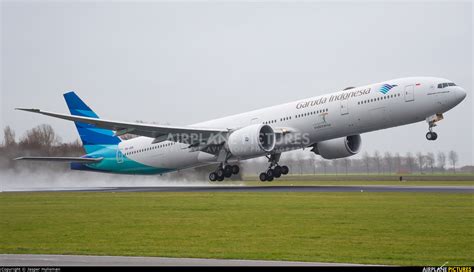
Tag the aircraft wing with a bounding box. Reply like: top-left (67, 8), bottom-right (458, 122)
top-left (14, 156), bottom-right (103, 163)
top-left (15, 108), bottom-right (228, 145)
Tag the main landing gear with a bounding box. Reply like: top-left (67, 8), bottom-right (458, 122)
top-left (209, 164), bottom-right (240, 182)
top-left (259, 154), bottom-right (289, 182)
top-left (259, 165), bottom-right (289, 182)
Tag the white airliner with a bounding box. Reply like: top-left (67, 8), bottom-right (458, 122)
top-left (16, 77), bottom-right (466, 182)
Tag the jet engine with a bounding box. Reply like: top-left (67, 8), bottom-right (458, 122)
top-left (311, 135), bottom-right (361, 159)
top-left (227, 124), bottom-right (275, 158)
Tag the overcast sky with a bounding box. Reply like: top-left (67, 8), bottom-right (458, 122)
top-left (1, 1), bottom-right (473, 165)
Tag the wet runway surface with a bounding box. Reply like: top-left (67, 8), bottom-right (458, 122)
top-left (5, 185), bottom-right (473, 193)
top-left (0, 254), bottom-right (373, 266)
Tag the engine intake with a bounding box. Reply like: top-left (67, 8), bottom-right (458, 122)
top-left (312, 135), bottom-right (361, 159)
top-left (228, 124), bottom-right (275, 158)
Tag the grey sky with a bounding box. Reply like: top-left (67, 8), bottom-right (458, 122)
top-left (1, 1), bottom-right (473, 165)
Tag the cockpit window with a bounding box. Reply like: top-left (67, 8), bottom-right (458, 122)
top-left (438, 82), bottom-right (456, 88)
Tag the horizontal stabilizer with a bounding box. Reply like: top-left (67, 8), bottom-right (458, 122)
top-left (14, 156), bottom-right (103, 163)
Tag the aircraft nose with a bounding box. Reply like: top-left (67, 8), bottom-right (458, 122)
top-left (456, 87), bottom-right (467, 102)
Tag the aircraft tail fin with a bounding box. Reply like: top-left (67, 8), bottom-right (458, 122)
top-left (63, 91), bottom-right (121, 153)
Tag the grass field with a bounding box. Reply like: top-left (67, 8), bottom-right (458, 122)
top-left (238, 180), bottom-right (474, 186)
top-left (1, 191), bottom-right (472, 265)
top-left (240, 173), bottom-right (474, 186)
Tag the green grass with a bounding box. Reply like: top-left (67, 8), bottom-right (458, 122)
top-left (240, 174), bottom-right (474, 186)
top-left (238, 180), bottom-right (474, 186)
top-left (0, 192), bottom-right (473, 265)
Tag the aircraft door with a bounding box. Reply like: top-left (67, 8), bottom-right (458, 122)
top-left (340, 99), bottom-right (349, 115)
top-left (116, 148), bottom-right (124, 163)
top-left (405, 85), bottom-right (414, 102)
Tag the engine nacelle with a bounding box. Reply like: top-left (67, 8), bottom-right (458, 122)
top-left (228, 124), bottom-right (275, 158)
top-left (312, 135), bottom-right (362, 159)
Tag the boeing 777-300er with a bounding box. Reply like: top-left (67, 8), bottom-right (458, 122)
top-left (15, 77), bottom-right (467, 181)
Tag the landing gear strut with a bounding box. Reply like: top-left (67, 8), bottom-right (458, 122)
top-left (425, 114), bottom-right (443, 141)
top-left (259, 154), bottom-right (289, 182)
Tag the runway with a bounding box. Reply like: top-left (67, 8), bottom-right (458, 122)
top-left (4, 185), bottom-right (473, 193)
top-left (0, 254), bottom-right (374, 266)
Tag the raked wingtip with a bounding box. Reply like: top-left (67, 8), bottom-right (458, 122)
top-left (15, 108), bottom-right (40, 112)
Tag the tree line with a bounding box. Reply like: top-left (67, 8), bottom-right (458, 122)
top-left (0, 125), bottom-right (83, 170)
top-left (242, 150), bottom-right (468, 175)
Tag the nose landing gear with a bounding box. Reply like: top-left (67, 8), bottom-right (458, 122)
top-left (426, 131), bottom-right (438, 141)
top-left (426, 120), bottom-right (439, 141)
top-left (425, 113), bottom-right (443, 141)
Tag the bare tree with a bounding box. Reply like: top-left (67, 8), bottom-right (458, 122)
top-left (310, 156), bottom-right (317, 174)
top-left (342, 158), bottom-right (351, 175)
top-left (19, 124), bottom-right (61, 152)
top-left (395, 152), bottom-right (402, 173)
top-left (362, 152), bottom-right (371, 174)
top-left (383, 152), bottom-right (393, 174)
top-left (373, 151), bottom-right (382, 174)
top-left (332, 159), bottom-right (339, 175)
top-left (295, 159), bottom-right (304, 175)
top-left (405, 152), bottom-right (415, 173)
top-left (319, 159), bottom-right (329, 175)
top-left (437, 151), bottom-right (446, 173)
top-left (287, 155), bottom-right (300, 175)
top-left (448, 150), bottom-right (459, 173)
top-left (3, 126), bottom-right (16, 148)
top-left (416, 152), bottom-right (425, 174)
top-left (425, 152), bottom-right (435, 174)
